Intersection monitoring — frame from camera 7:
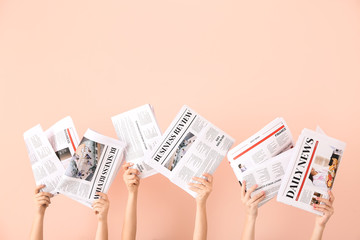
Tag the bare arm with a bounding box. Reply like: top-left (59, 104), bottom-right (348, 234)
top-left (189, 173), bottom-right (213, 240)
top-left (310, 191), bottom-right (335, 240)
top-left (240, 181), bottom-right (265, 240)
top-left (93, 192), bottom-right (110, 240)
top-left (30, 185), bottom-right (53, 240)
top-left (121, 163), bottom-right (140, 240)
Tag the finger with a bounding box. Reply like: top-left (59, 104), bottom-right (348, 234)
top-left (245, 184), bottom-right (258, 200)
top-left (249, 191), bottom-right (265, 204)
top-left (36, 192), bottom-right (54, 198)
top-left (192, 177), bottom-right (210, 187)
top-left (35, 184), bottom-right (46, 194)
top-left (127, 174), bottom-right (139, 180)
top-left (202, 173), bottom-right (213, 183)
top-left (328, 190), bottom-right (335, 203)
top-left (38, 199), bottom-right (51, 206)
top-left (313, 204), bottom-right (332, 212)
top-left (96, 192), bottom-right (108, 200)
top-left (253, 192), bottom-right (266, 206)
top-left (241, 180), bottom-right (246, 198)
top-left (129, 179), bottom-right (139, 185)
top-left (317, 197), bottom-right (332, 207)
top-left (123, 162), bottom-right (134, 171)
top-left (189, 182), bottom-right (206, 190)
top-left (189, 186), bottom-right (201, 193)
top-left (127, 168), bottom-right (140, 175)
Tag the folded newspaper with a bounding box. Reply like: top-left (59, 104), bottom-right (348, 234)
top-left (277, 128), bottom-right (346, 215)
top-left (56, 129), bottom-right (126, 207)
top-left (145, 105), bottom-right (235, 197)
top-left (227, 117), bottom-right (294, 206)
top-left (112, 104), bottom-right (162, 178)
top-left (23, 117), bottom-right (80, 195)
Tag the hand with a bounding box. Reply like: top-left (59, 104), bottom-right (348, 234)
top-left (92, 192), bottom-right (110, 222)
top-left (313, 191), bottom-right (335, 227)
top-left (189, 173), bottom-right (213, 205)
top-left (240, 180), bottom-right (265, 218)
top-left (123, 162), bottom-right (140, 193)
top-left (34, 185), bottom-right (53, 215)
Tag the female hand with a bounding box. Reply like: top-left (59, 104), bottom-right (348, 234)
top-left (189, 173), bottom-right (213, 205)
top-left (313, 191), bottom-right (335, 227)
top-left (123, 162), bottom-right (140, 193)
top-left (240, 180), bottom-right (265, 218)
top-left (92, 192), bottom-right (110, 222)
top-left (34, 184), bottom-right (53, 215)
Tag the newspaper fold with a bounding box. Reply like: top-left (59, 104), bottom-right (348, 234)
top-left (227, 117), bottom-right (294, 206)
top-left (145, 105), bottom-right (234, 197)
top-left (277, 128), bottom-right (346, 215)
top-left (56, 129), bottom-right (126, 207)
top-left (112, 104), bottom-right (162, 178)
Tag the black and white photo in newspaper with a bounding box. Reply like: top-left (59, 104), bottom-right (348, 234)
top-left (112, 104), bottom-right (162, 178)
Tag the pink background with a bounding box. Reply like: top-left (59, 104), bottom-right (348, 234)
top-left (0, 0), bottom-right (359, 239)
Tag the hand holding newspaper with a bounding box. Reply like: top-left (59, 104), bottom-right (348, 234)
top-left (56, 129), bottom-right (126, 207)
top-left (145, 105), bottom-right (234, 197)
top-left (23, 117), bottom-right (80, 195)
top-left (227, 117), bottom-right (294, 206)
top-left (277, 128), bottom-right (346, 215)
top-left (112, 104), bottom-right (162, 178)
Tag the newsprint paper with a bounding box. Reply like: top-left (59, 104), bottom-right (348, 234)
top-left (24, 124), bottom-right (66, 195)
top-left (56, 129), bottom-right (126, 207)
top-left (45, 116), bottom-right (80, 169)
top-left (112, 104), bottom-right (162, 178)
top-left (277, 128), bottom-right (346, 215)
top-left (227, 117), bottom-right (294, 206)
top-left (145, 105), bottom-right (234, 197)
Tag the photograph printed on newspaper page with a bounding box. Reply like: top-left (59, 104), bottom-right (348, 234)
top-left (45, 116), bottom-right (80, 169)
top-left (277, 128), bottom-right (346, 215)
top-left (227, 117), bottom-right (294, 185)
top-left (24, 124), bottom-right (66, 195)
top-left (112, 104), bottom-right (162, 178)
top-left (56, 129), bottom-right (126, 207)
top-left (146, 105), bottom-right (234, 197)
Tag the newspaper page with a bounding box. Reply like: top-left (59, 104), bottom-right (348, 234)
top-left (112, 104), bottom-right (162, 178)
top-left (227, 117), bottom-right (294, 184)
top-left (242, 148), bottom-right (294, 207)
top-left (24, 125), bottom-right (65, 195)
top-left (45, 116), bottom-right (80, 169)
top-left (277, 128), bottom-right (346, 215)
top-left (56, 129), bottom-right (126, 207)
top-left (145, 105), bottom-right (235, 197)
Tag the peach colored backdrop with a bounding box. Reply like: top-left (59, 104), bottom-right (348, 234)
top-left (0, 0), bottom-right (359, 239)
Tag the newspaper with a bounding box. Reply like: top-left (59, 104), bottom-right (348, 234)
top-left (112, 104), bottom-right (162, 178)
top-left (24, 125), bottom-right (65, 195)
top-left (277, 128), bottom-right (346, 215)
top-left (45, 116), bottom-right (80, 169)
top-left (145, 105), bottom-right (235, 197)
top-left (227, 117), bottom-right (294, 184)
top-left (242, 148), bottom-right (294, 206)
top-left (56, 129), bottom-right (126, 207)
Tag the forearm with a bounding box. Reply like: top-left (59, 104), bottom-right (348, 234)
top-left (95, 219), bottom-right (108, 240)
top-left (30, 213), bottom-right (44, 240)
top-left (193, 202), bottom-right (207, 240)
top-left (310, 223), bottom-right (325, 240)
top-left (122, 191), bottom-right (138, 240)
top-left (241, 215), bottom-right (257, 240)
